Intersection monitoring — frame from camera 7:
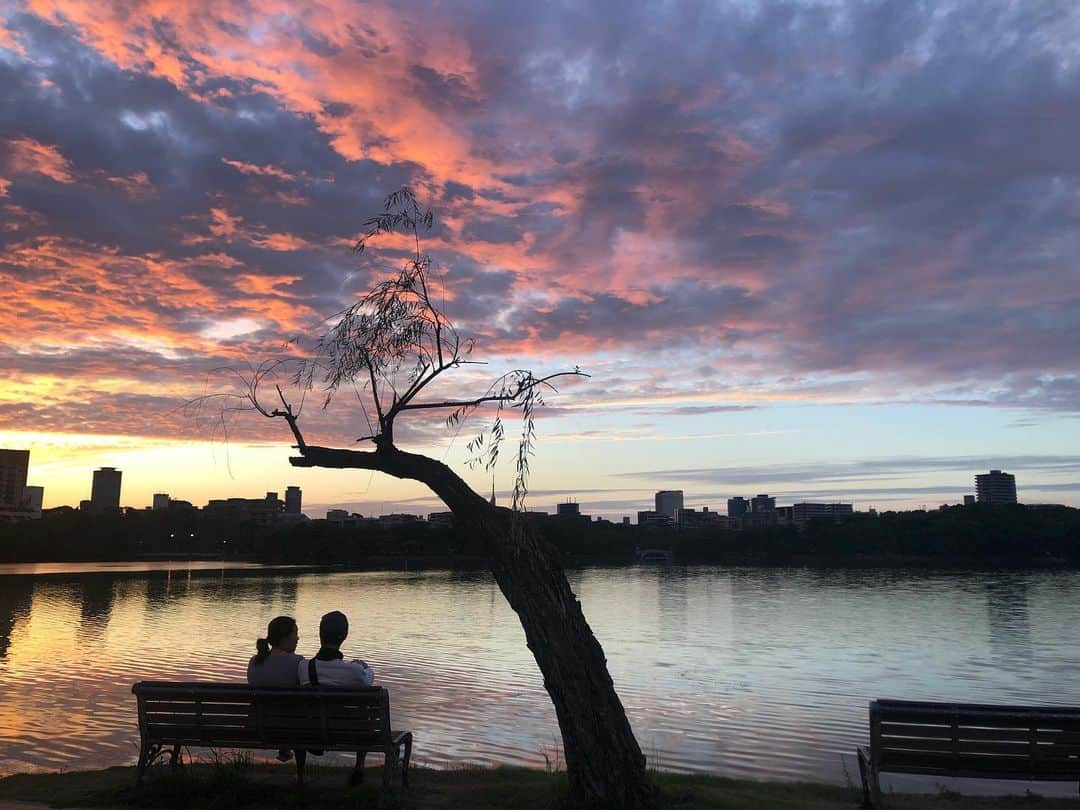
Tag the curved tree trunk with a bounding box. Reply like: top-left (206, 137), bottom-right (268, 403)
top-left (292, 444), bottom-right (656, 807)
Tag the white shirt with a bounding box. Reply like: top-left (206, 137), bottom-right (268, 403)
top-left (298, 655), bottom-right (375, 687)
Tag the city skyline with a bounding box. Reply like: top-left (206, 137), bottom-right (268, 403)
top-left (3, 448), bottom-right (1043, 521)
top-left (2, 2), bottom-right (1078, 516)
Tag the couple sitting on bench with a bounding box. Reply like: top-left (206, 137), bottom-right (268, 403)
top-left (248, 610), bottom-right (373, 689)
top-left (247, 610), bottom-right (374, 779)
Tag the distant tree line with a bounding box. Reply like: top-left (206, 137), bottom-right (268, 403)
top-left (1, 503), bottom-right (1078, 568)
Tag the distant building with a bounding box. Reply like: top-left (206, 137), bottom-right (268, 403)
top-left (963, 494), bottom-right (976, 506)
top-left (555, 501), bottom-right (589, 523)
top-left (622, 516), bottom-right (631, 526)
top-left (775, 506), bottom-right (794, 525)
top-left (152, 493), bottom-right (170, 510)
top-left (204, 492), bottom-right (281, 526)
top-left (738, 511), bottom-right (778, 529)
top-left (727, 496), bottom-right (749, 519)
top-left (792, 502), bottom-right (854, 525)
top-left (556, 501), bottom-right (581, 517)
top-left (21, 485), bottom-right (43, 519)
top-left (285, 486), bottom-right (302, 515)
top-left (655, 490), bottom-right (684, 518)
top-left (675, 507), bottom-right (730, 530)
top-left (0, 449), bottom-right (30, 510)
top-left (637, 510), bottom-right (673, 528)
top-left (976, 470), bottom-right (1017, 504)
top-left (428, 511), bottom-right (455, 529)
top-left (326, 509), bottom-right (351, 523)
top-left (377, 513), bottom-right (422, 529)
top-left (750, 494), bottom-right (776, 513)
top-left (90, 467), bottom-right (122, 512)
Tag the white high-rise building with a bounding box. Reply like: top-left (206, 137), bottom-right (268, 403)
top-left (654, 490), bottom-right (684, 518)
top-left (975, 470), bottom-right (1017, 504)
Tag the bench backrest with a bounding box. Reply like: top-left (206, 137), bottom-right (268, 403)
top-left (132, 681), bottom-right (393, 750)
top-left (871, 699), bottom-right (1080, 780)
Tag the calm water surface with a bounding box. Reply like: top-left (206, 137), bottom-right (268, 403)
top-left (0, 564), bottom-right (1077, 782)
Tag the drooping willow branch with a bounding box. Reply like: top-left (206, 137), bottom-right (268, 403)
top-left (194, 187), bottom-right (587, 511)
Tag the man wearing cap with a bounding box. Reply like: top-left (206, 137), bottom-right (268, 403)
top-left (298, 610), bottom-right (375, 687)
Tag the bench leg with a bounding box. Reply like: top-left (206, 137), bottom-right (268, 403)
top-left (135, 743), bottom-right (150, 786)
top-left (400, 733), bottom-right (413, 789)
top-left (169, 744), bottom-right (182, 768)
top-left (135, 742), bottom-right (164, 786)
top-left (349, 751), bottom-right (367, 786)
top-left (382, 748), bottom-right (394, 791)
top-left (294, 749), bottom-right (307, 785)
top-left (857, 747), bottom-right (881, 809)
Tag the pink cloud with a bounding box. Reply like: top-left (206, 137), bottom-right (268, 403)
top-left (5, 137), bottom-right (75, 183)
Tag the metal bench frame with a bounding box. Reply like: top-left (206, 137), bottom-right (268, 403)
top-left (858, 699), bottom-right (1080, 808)
top-left (132, 681), bottom-right (412, 789)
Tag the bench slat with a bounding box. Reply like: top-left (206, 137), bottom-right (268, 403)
top-left (880, 723), bottom-right (1037, 742)
top-left (879, 738), bottom-right (1071, 757)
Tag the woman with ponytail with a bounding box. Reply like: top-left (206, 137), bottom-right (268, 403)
top-left (247, 615), bottom-right (302, 685)
top-left (247, 615), bottom-right (303, 762)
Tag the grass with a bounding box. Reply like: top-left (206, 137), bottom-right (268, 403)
top-left (0, 763), bottom-right (1075, 809)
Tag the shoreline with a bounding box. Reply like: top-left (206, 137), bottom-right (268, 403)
top-left (1, 554), bottom-right (1078, 579)
top-left (2, 764), bottom-right (1076, 809)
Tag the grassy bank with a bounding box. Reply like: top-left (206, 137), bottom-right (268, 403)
top-left (0, 763), bottom-right (1073, 809)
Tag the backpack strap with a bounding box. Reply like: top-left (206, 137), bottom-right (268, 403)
top-left (308, 658), bottom-right (319, 686)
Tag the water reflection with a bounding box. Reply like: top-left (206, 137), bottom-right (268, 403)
top-left (0, 565), bottom-right (1077, 782)
top-left (0, 576), bottom-right (34, 660)
top-left (76, 577), bottom-right (116, 643)
top-left (985, 576), bottom-right (1032, 670)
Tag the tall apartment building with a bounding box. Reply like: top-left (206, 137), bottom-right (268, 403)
top-left (90, 467), bottom-right (123, 511)
top-left (727, 496), bottom-right (749, 518)
top-left (654, 490), bottom-right (684, 518)
top-left (750, 494), bottom-right (776, 513)
top-left (0, 449), bottom-right (30, 509)
top-left (975, 470), bottom-right (1017, 504)
top-left (285, 486), bottom-right (302, 515)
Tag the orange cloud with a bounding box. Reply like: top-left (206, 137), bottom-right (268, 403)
top-left (105, 170), bottom-right (154, 197)
top-left (221, 158), bottom-right (295, 181)
top-left (250, 232), bottom-right (312, 251)
top-left (6, 137), bottom-right (75, 183)
top-left (208, 207), bottom-right (241, 239)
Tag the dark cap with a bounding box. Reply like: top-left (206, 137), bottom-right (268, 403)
top-left (319, 610), bottom-right (349, 645)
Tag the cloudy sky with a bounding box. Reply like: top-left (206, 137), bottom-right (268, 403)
top-left (1, 0), bottom-right (1078, 516)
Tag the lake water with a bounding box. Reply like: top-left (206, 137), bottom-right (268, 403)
top-left (0, 564), bottom-right (1077, 785)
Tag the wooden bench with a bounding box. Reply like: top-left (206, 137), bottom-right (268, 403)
top-left (858, 699), bottom-right (1080, 808)
top-left (132, 681), bottom-right (412, 789)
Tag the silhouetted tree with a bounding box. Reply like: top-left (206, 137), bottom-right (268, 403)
top-left (213, 189), bottom-right (654, 806)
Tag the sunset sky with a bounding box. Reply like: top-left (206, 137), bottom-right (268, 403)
top-left (2, 0), bottom-right (1077, 518)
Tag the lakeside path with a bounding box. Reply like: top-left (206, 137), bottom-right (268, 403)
top-left (2, 766), bottom-right (1078, 809)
